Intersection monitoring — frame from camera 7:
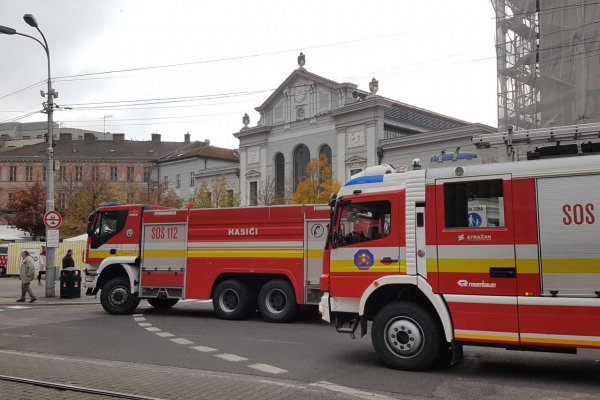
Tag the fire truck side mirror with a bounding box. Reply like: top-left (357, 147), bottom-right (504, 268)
top-left (328, 193), bottom-right (337, 207)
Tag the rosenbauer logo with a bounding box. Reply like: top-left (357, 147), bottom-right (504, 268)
top-left (457, 279), bottom-right (497, 288)
top-left (457, 234), bottom-right (492, 242)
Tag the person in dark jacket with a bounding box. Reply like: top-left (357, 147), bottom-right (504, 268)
top-left (62, 249), bottom-right (75, 270)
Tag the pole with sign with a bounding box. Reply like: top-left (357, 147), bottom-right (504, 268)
top-left (43, 210), bottom-right (61, 296)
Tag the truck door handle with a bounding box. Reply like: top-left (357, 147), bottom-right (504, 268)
top-left (380, 257), bottom-right (398, 264)
top-left (489, 267), bottom-right (516, 278)
top-left (109, 249), bottom-right (116, 255)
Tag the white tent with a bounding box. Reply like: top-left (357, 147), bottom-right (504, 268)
top-left (64, 234), bottom-right (88, 242)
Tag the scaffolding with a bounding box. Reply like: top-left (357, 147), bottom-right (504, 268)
top-left (493, 0), bottom-right (600, 131)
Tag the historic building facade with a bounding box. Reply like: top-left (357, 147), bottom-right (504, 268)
top-left (234, 54), bottom-right (496, 206)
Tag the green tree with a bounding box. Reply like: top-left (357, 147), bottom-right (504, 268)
top-left (292, 155), bottom-right (341, 204)
top-left (192, 176), bottom-right (239, 208)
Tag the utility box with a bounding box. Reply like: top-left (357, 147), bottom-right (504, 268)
top-left (60, 268), bottom-right (81, 298)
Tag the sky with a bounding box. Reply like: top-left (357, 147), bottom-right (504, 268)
top-left (0, 1), bottom-right (498, 149)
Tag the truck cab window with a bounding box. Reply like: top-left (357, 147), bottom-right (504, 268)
top-left (90, 210), bottom-right (128, 248)
top-left (444, 179), bottom-right (505, 228)
top-left (336, 201), bottom-right (391, 246)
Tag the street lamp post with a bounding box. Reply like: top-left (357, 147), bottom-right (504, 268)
top-left (0, 14), bottom-right (58, 297)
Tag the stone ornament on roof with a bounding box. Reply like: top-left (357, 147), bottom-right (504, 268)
top-left (369, 77), bottom-right (379, 96)
top-left (242, 113), bottom-right (250, 129)
top-left (298, 52), bottom-right (306, 69)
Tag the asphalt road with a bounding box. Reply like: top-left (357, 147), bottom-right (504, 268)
top-left (1, 300), bottom-right (599, 400)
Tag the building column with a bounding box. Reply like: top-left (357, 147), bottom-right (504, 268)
top-left (239, 149), bottom-right (248, 206)
top-left (366, 121), bottom-right (377, 167)
top-left (336, 127), bottom-right (346, 183)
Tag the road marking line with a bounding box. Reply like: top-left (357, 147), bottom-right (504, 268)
top-left (133, 314), bottom-right (144, 317)
top-left (248, 363), bottom-right (287, 374)
top-left (138, 323), bottom-right (152, 327)
top-left (214, 353), bottom-right (247, 362)
top-left (191, 346), bottom-right (217, 353)
top-left (310, 381), bottom-right (393, 400)
top-left (170, 338), bottom-right (193, 345)
top-left (156, 332), bottom-right (174, 337)
top-left (7, 306), bottom-right (30, 309)
top-left (145, 327), bottom-right (161, 332)
top-left (134, 317), bottom-right (145, 322)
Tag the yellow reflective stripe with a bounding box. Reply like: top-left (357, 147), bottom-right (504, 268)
top-left (187, 249), bottom-right (303, 258)
top-left (306, 249), bottom-right (324, 258)
top-left (516, 259), bottom-right (538, 274)
top-left (426, 259), bottom-right (437, 273)
top-left (330, 259), bottom-right (403, 273)
top-left (455, 332), bottom-right (519, 343)
top-left (438, 258), bottom-right (515, 273)
top-left (88, 250), bottom-right (137, 258)
top-left (542, 259), bottom-right (600, 274)
top-left (521, 337), bottom-right (600, 347)
top-left (142, 250), bottom-right (187, 258)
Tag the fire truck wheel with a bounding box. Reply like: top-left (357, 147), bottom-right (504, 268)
top-left (147, 298), bottom-right (179, 309)
top-left (257, 279), bottom-right (297, 323)
top-left (100, 277), bottom-right (140, 315)
top-left (371, 301), bottom-right (443, 371)
top-left (213, 279), bottom-right (252, 320)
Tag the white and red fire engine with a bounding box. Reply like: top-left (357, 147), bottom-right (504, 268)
top-left (319, 123), bottom-right (600, 371)
top-left (84, 204), bottom-right (329, 322)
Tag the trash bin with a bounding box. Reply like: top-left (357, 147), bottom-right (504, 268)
top-left (60, 268), bottom-right (81, 298)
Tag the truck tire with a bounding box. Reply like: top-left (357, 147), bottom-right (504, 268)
top-left (371, 301), bottom-right (443, 371)
top-left (100, 277), bottom-right (140, 315)
top-left (147, 298), bottom-right (179, 309)
top-left (257, 279), bottom-right (298, 323)
top-left (213, 279), bottom-right (252, 320)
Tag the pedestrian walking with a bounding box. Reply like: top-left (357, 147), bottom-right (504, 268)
top-left (62, 249), bottom-right (75, 270)
top-left (38, 245), bottom-right (46, 285)
top-left (17, 250), bottom-right (37, 303)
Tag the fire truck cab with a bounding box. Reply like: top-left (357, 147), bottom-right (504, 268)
top-left (85, 204), bottom-right (329, 322)
top-left (320, 123), bottom-right (600, 371)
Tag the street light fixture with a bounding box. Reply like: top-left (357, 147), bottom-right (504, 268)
top-left (0, 14), bottom-right (58, 297)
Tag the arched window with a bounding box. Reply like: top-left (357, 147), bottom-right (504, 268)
top-left (293, 144), bottom-right (310, 189)
top-left (319, 144), bottom-right (332, 179)
top-left (274, 152), bottom-right (285, 199)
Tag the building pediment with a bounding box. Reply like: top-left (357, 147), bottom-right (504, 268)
top-left (245, 169), bottom-right (261, 178)
top-left (345, 155), bottom-right (367, 164)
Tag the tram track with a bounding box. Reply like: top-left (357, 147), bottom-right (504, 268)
top-left (0, 374), bottom-right (165, 400)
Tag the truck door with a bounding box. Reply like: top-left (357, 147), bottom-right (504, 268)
top-left (329, 194), bottom-right (402, 299)
top-left (304, 212), bottom-right (330, 304)
top-left (88, 207), bottom-right (139, 261)
top-left (435, 175), bottom-right (520, 345)
top-left (140, 209), bottom-right (189, 299)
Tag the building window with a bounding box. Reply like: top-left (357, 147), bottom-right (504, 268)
top-left (275, 152), bottom-right (285, 200)
top-left (9, 166), bottom-right (16, 181)
top-left (127, 167), bottom-right (134, 182)
top-left (25, 166), bottom-right (33, 182)
top-left (163, 176), bottom-right (168, 188)
top-left (206, 191), bottom-right (212, 206)
top-left (43, 166), bottom-right (47, 181)
top-left (444, 180), bottom-right (505, 228)
top-left (127, 192), bottom-right (135, 204)
top-left (227, 189), bottom-right (234, 206)
top-left (8, 193), bottom-right (14, 203)
top-left (350, 168), bottom-right (362, 177)
top-left (57, 192), bottom-right (66, 210)
top-left (92, 166), bottom-right (100, 181)
top-left (319, 144), bottom-right (332, 167)
top-left (143, 167), bottom-right (150, 182)
top-left (176, 174), bottom-right (181, 189)
top-left (249, 181), bottom-right (258, 206)
top-left (59, 165), bottom-right (66, 181)
top-left (110, 167), bottom-right (118, 182)
top-left (75, 166), bottom-right (82, 181)
top-left (189, 172), bottom-right (195, 187)
top-left (293, 144), bottom-right (310, 189)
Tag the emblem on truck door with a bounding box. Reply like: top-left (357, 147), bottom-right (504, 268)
top-left (354, 249), bottom-right (374, 271)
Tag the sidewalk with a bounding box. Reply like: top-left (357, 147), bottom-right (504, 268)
top-left (0, 276), bottom-right (99, 306)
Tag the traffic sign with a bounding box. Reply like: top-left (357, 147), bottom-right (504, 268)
top-left (44, 210), bottom-right (62, 229)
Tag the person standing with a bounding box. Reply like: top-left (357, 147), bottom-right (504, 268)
top-left (17, 250), bottom-right (37, 303)
top-left (62, 249), bottom-right (75, 270)
top-left (38, 246), bottom-right (46, 285)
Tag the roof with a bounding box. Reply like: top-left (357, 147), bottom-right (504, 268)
top-left (0, 139), bottom-right (185, 161)
top-left (159, 143), bottom-right (239, 163)
top-left (384, 102), bottom-right (469, 130)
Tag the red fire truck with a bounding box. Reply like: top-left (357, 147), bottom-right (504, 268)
top-left (319, 124), bottom-right (600, 371)
top-left (84, 204), bottom-right (329, 322)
